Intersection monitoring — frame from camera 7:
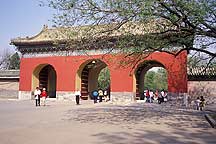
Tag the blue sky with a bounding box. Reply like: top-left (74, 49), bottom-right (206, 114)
top-left (0, 0), bottom-right (54, 55)
top-left (1, 1), bottom-right (214, 57)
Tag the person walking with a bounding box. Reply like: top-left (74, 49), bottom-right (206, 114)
top-left (75, 89), bottom-right (81, 105)
top-left (34, 87), bottom-right (41, 107)
top-left (41, 88), bottom-right (48, 106)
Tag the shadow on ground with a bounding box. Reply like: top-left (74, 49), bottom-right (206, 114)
top-left (64, 103), bottom-right (208, 128)
top-left (63, 103), bottom-right (215, 144)
top-left (91, 127), bottom-right (215, 144)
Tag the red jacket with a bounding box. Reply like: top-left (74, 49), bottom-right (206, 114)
top-left (146, 90), bottom-right (150, 97)
top-left (41, 91), bottom-right (47, 98)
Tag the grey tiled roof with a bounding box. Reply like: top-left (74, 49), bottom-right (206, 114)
top-left (0, 70), bottom-right (20, 78)
top-left (187, 67), bottom-right (216, 76)
top-left (187, 67), bottom-right (216, 81)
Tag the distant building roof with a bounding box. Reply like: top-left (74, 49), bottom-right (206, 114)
top-left (188, 67), bottom-right (216, 81)
top-left (0, 70), bottom-right (20, 80)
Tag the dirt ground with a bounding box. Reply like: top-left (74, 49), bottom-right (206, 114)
top-left (0, 99), bottom-right (215, 144)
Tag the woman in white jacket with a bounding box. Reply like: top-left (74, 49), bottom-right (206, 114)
top-left (34, 87), bottom-right (41, 106)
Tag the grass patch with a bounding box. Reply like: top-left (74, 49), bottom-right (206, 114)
top-left (209, 114), bottom-right (216, 121)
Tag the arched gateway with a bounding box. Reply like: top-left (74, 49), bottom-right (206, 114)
top-left (32, 64), bottom-right (56, 98)
top-left (11, 25), bottom-right (187, 102)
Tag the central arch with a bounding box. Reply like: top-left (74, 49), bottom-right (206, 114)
top-left (76, 59), bottom-right (110, 100)
top-left (134, 60), bottom-right (167, 100)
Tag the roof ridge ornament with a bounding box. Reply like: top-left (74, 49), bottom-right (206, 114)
top-left (42, 24), bottom-right (48, 30)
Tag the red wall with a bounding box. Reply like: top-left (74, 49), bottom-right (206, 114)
top-left (19, 51), bottom-right (187, 93)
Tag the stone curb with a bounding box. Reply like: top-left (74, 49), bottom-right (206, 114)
top-left (205, 114), bottom-right (216, 128)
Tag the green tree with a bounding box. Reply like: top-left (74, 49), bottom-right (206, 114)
top-left (144, 68), bottom-right (167, 90)
top-left (8, 52), bottom-right (20, 70)
top-left (98, 67), bottom-right (110, 90)
top-left (0, 51), bottom-right (11, 70)
top-left (144, 71), bottom-right (156, 90)
top-left (0, 52), bottom-right (20, 70)
top-left (44, 0), bottom-right (216, 66)
top-left (188, 55), bottom-right (216, 68)
top-left (155, 68), bottom-right (168, 90)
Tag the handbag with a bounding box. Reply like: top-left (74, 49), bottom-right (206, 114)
top-left (35, 95), bottom-right (38, 100)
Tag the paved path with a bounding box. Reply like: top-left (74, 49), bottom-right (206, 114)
top-left (0, 99), bottom-right (215, 144)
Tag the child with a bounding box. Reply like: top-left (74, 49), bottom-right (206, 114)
top-left (41, 88), bottom-right (48, 106)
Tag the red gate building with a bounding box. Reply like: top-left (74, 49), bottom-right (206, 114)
top-left (11, 25), bottom-right (187, 102)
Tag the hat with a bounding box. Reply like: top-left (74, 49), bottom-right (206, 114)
top-left (43, 88), bottom-right (46, 91)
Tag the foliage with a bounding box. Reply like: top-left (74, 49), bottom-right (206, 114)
top-left (188, 55), bottom-right (216, 68)
top-left (8, 52), bottom-right (20, 69)
top-left (0, 51), bottom-right (11, 70)
top-left (98, 67), bottom-right (110, 90)
top-left (0, 52), bottom-right (20, 70)
top-left (43, 0), bottom-right (215, 66)
top-left (97, 66), bottom-right (167, 91)
top-left (144, 68), bottom-right (168, 91)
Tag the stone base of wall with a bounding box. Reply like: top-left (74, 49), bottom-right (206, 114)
top-left (18, 91), bottom-right (193, 106)
top-left (18, 91), bottom-right (136, 103)
top-left (18, 91), bottom-right (76, 100)
top-left (16, 90), bottom-right (197, 108)
top-left (0, 89), bottom-right (18, 99)
top-left (111, 92), bottom-right (135, 103)
top-left (56, 91), bottom-right (75, 100)
top-left (18, 91), bottom-right (32, 100)
top-left (0, 81), bottom-right (19, 99)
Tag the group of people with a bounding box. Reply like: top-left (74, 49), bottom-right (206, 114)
top-left (143, 89), bottom-right (168, 104)
top-left (92, 89), bottom-right (110, 103)
top-left (74, 89), bottom-right (110, 105)
top-left (34, 87), bottom-right (48, 107)
top-left (34, 87), bottom-right (207, 111)
top-left (195, 96), bottom-right (205, 111)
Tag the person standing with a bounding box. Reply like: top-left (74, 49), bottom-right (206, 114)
top-left (195, 97), bottom-right (201, 110)
top-left (92, 90), bottom-right (99, 103)
top-left (75, 89), bottom-right (81, 105)
top-left (98, 89), bottom-right (103, 102)
top-left (146, 89), bottom-right (150, 103)
top-left (200, 96), bottom-right (205, 111)
top-left (41, 88), bottom-right (48, 106)
top-left (158, 92), bottom-right (162, 104)
top-left (154, 89), bottom-right (159, 101)
top-left (149, 90), bottom-right (154, 103)
top-left (104, 90), bottom-right (109, 102)
top-left (34, 87), bottom-right (41, 107)
top-left (161, 89), bottom-right (165, 102)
